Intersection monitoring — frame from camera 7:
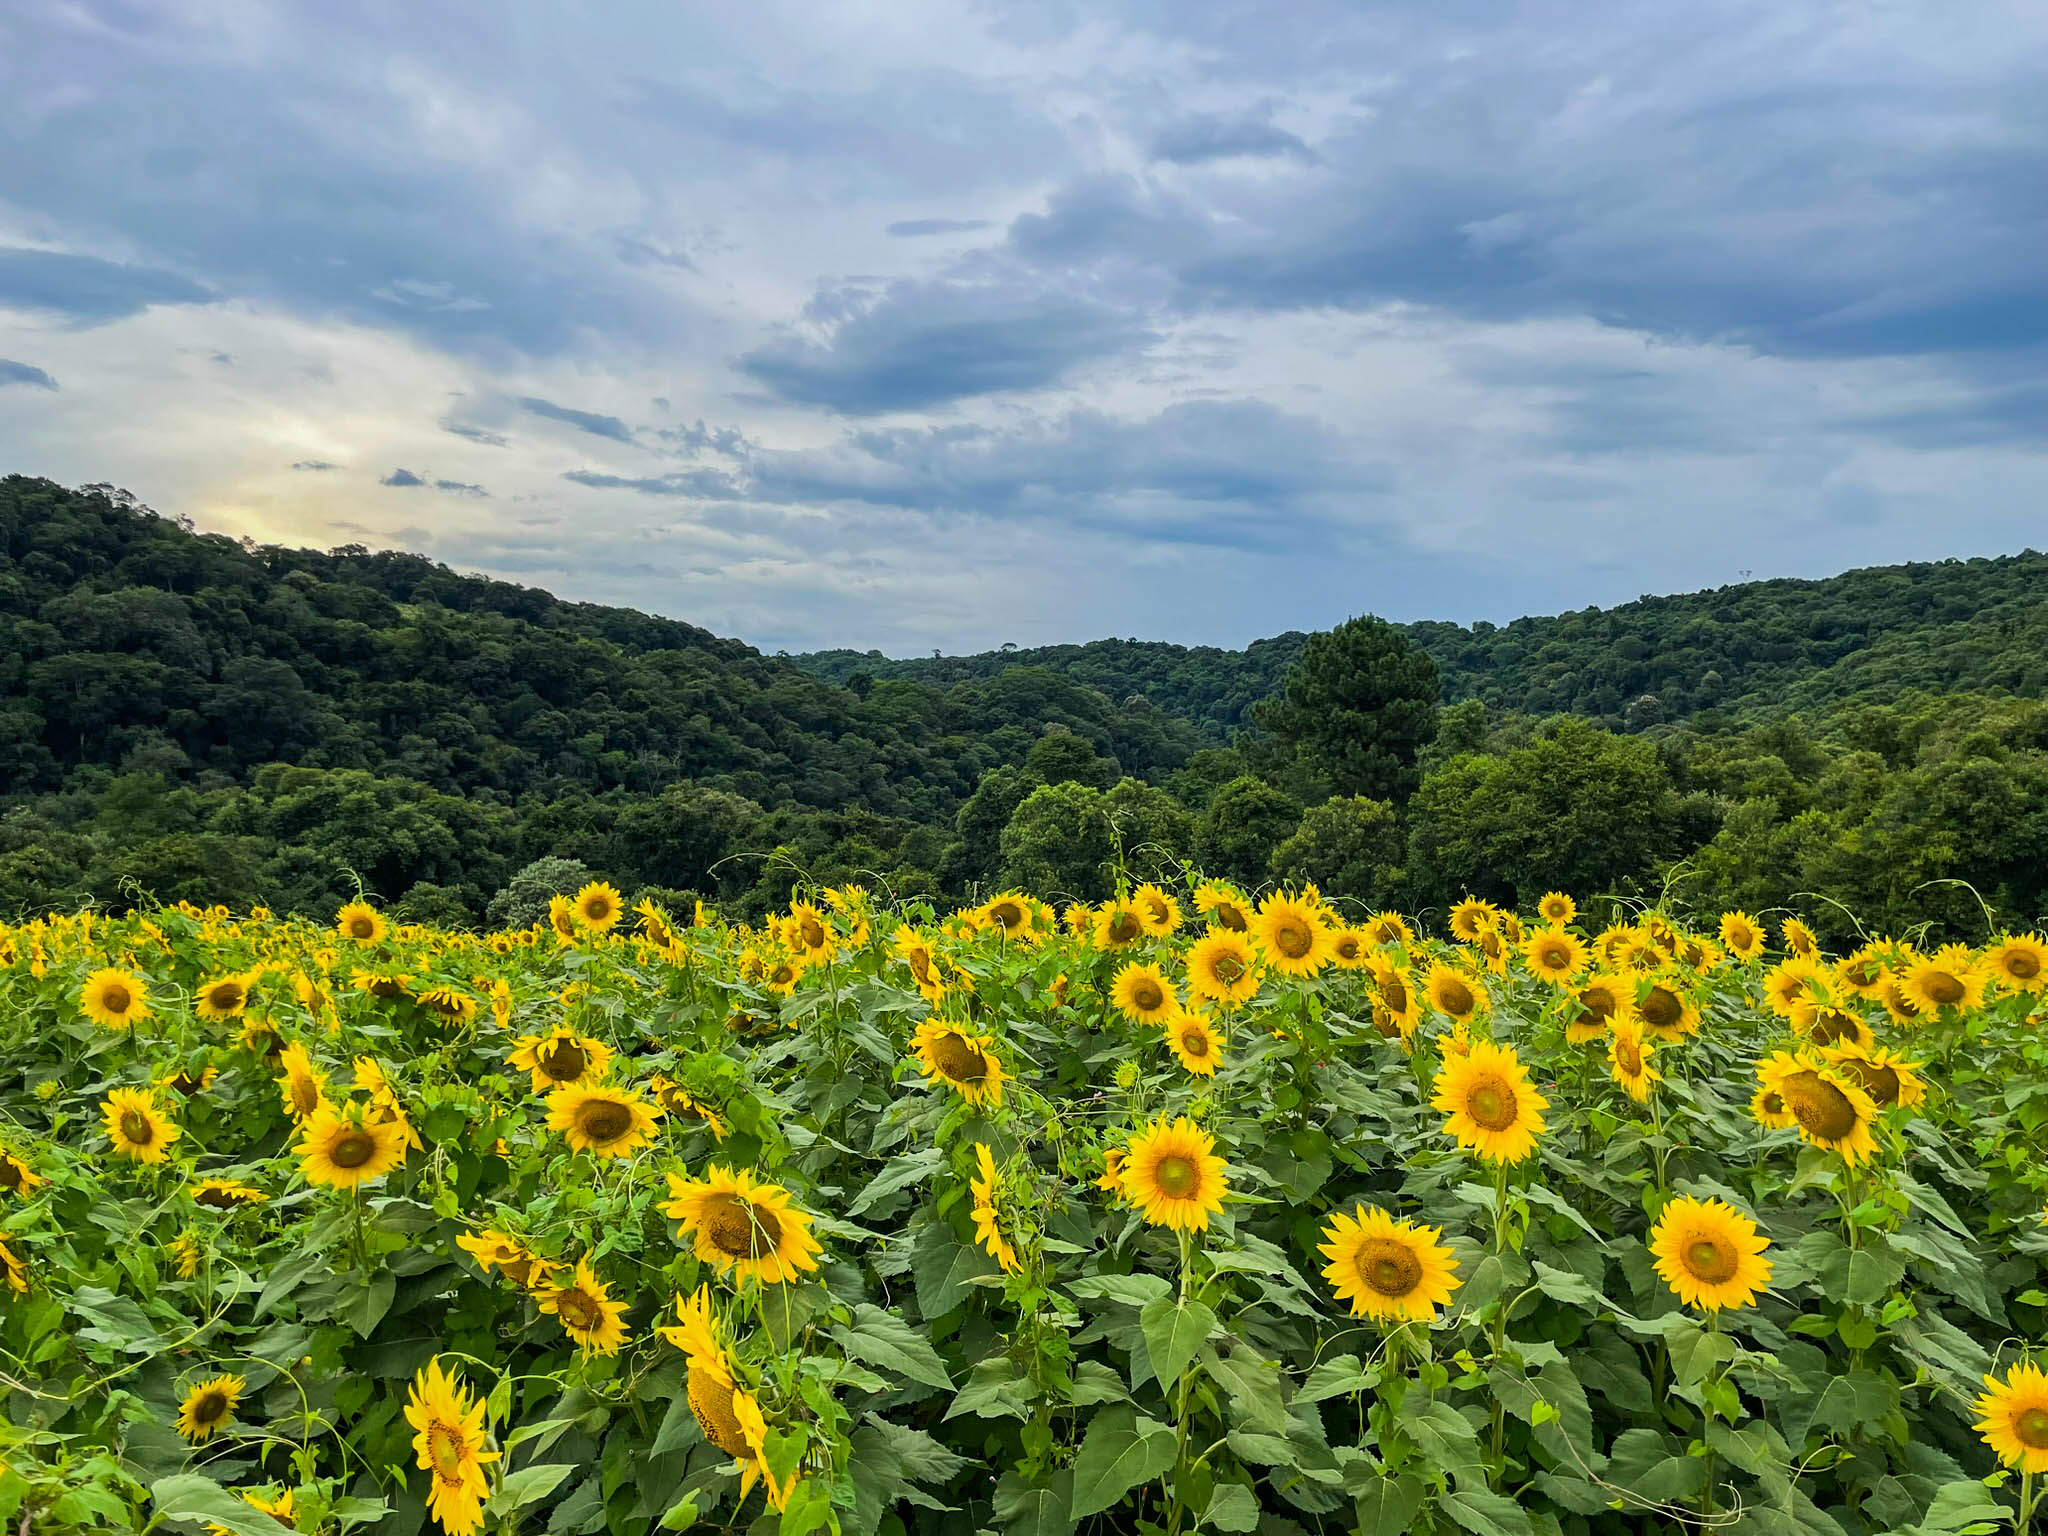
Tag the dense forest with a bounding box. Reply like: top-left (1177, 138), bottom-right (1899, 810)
top-left (4, 474), bottom-right (2046, 943)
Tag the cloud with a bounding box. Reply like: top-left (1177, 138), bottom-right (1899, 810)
top-left (886, 218), bottom-right (992, 238)
top-left (381, 466), bottom-right (489, 495)
top-left (518, 396), bottom-right (638, 444)
top-left (563, 467), bottom-right (742, 498)
top-left (434, 478), bottom-right (489, 496)
top-left (444, 422), bottom-right (511, 447)
top-left (0, 358), bottom-right (58, 389)
top-left (291, 459), bottom-right (338, 471)
top-left (1150, 112), bottom-right (1317, 166)
top-left (380, 468), bottom-right (427, 487)
top-left (737, 278), bottom-right (1157, 413)
top-left (0, 246), bottom-right (214, 325)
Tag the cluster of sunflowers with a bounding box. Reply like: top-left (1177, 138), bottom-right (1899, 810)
top-left (1, 874), bottom-right (2046, 1536)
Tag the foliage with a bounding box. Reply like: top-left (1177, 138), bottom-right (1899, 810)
top-left (1250, 615), bottom-right (1441, 804)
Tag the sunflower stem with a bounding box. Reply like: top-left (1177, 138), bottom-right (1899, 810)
top-left (1166, 1226), bottom-right (1195, 1536)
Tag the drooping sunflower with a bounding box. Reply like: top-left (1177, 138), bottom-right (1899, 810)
top-left (1432, 1040), bottom-right (1547, 1165)
top-left (1367, 958), bottom-right (1423, 1040)
top-left (1537, 891), bottom-right (1577, 926)
top-left (1164, 1009), bottom-right (1225, 1077)
top-left (1649, 1196), bottom-right (1773, 1312)
top-left (1093, 900), bottom-right (1149, 951)
top-left (1095, 1146), bottom-right (1127, 1201)
top-left (1447, 897), bottom-right (1499, 943)
top-left (1120, 1115), bottom-right (1228, 1233)
top-left (1820, 1042), bottom-right (1927, 1111)
top-left (1132, 883), bottom-right (1183, 938)
top-left (1194, 882), bottom-right (1254, 933)
top-left (275, 1040), bottom-right (328, 1122)
top-left (1253, 894), bottom-right (1329, 978)
top-left (537, 1258), bottom-right (632, 1355)
top-left (194, 972), bottom-right (252, 1021)
top-left (650, 1074), bottom-right (729, 1141)
top-left (1973, 1361), bottom-right (2048, 1474)
top-left (335, 901), bottom-right (387, 945)
top-left (190, 1177), bottom-right (268, 1211)
top-left (1900, 945), bottom-right (1986, 1016)
top-left (783, 900), bottom-right (836, 961)
top-left (1318, 1205), bottom-right (1461, 1322)
top-left (546, 1083), bottom-right (663, 1159)
top-left (509, 1027), bottom-right (614, 1094)
top-left (1607, 1020), bottom-right (1661, 1104)
top-left (456, 1229), bottom-right (557, 1290)
top-left (208, 1487), bottom-right (295, 1536)
top-left (415, 986), bottom-right (478, 1027)
top-left (1635, 978), bottom-right (1700, 1043)
top-left (296, 1102), bottom-right (408, 1189)
top-left (177, 1373), bottom-right (245, 1442)
top-left (1111, 962), bottom-right (1178, 1025)
top-left (166, 1232), bottom-right (201, 1280)
top-left (547, 896), bottom-right (577, 944)
top-left (970, 1142), bottom-right (1020, 1274)
top-left (404, 1360), bottom-right (498, 1536)
top-left (1184, 929), bottom-right (1261, 1006)
top-left (80, 967), bottom-right (151, 1030)
top-left (1522, 927), bottom-right (1587, 987)
top-left (1423, 963), bottom-right (1487, 1024)
top-left (1794, 1004), bottom-right (1873, 1051)
top-left (893, 928), bottom-right (947, 1003)
top-left (1983, 933), bottom-right (2048, 995)
top-left (0, 1145), bottom-right (46, 1197)
top-left (662, 1165), bottom-right (824, 1284)
top-left (658, 1287), bottom-right (790, 1511)
top-left (1755, 1051), bottom-right (1881, 1166)
top-left (1762, 955), bottom-right (1830, 1018)
top-left (1834, 945), bottom-right (1892, 999)
top-left (911, 1020), bottom-right (1006, 1107)
top-left (571, 881), bottom-right (625, 933)
top-left (1780, 916), bottom-right (1819, 958)
top-left (0, 1233), bottom-right (27, 1293)
top-left (103, 1087), bottom-right (180, 1164)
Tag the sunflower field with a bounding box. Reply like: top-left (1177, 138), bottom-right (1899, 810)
top-left (3, 878), bottom-right (2047, 1536)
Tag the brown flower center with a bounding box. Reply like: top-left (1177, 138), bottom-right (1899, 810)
top-left (555, 1287), bottom-right (602, 1332)
top-left (1383, 976), bottom-right (1410, 1014)
top-left (193, 1390), bottom-right (228, 1424)
top-left (429, 1423), bottom-right (468, 1483)
top-left (1177, 1026), bottom-right (1211, 1059)
top-left (1616, 1040), bottom-right (1643, 1075)
top-left (689, 1365), bottom-right (749, 1455)
top-left (576, 1100), bottom-right (634, 1144)
top-left (2017, 1407), bottom-right (2048, 1450)
top-left (347, 916), bottom-right (376, 939)
top-left (1211, 953), bottom-right (1245, 984)
top-left (1272, 920), bottom-right (1312, 959)
top-left (1435, 977), bottom-right (1474, 1016)
top-left (1466, 1077), bottom-right (1517, 1131)
top-left (1153, 1155), bottom-right (1198, 1199)
top-left (2004, 951), bottom-right (2041, 981)
top-left (1922, 970), bottom-right (1964, 1006)
top-left (1685, 1236), bottom-right (1737, 1284)
top-left (1334, 936), bottom-right (1362, 962)
top-left (989, 901), bottom-right (1025, 932)
top-left (539, 1040), bottom-right (587, 1080)
top-left (291, 1074), bottom-right (321, 1118)
top-left (1108, 912), bottom-right (1142, 943)
top-left (1639, 987), bottom-right (1680, 1029)
top-left (704, 1194), bottom-right (783, 1258)
top-left (207, 984), bottom-right (242, 1010)
top-left (1130, 978), bottom-right (1165, 1012)
top-left (120, 1111), bottom-right (155, 1146)
top-left (1216, 902), bottom-right (1248, 932)
top-left (930, 1032), bottom-right (989, 1085)
top-left (1842, 1059), bottom-right (1901, 1107)
top-left (329, 1129), bottom-right (377, 1169)
top-left (1537, 942), bottom-right (1569, 971)
top-left (799, 915), bottom-right (826, 948)
top-left (1783, 1071), bottom-right (1858, 1141)
top-left (103, 984), bottom-right (133, 1013)
top-left (1354, 1238), bottom-right (1423, 1298)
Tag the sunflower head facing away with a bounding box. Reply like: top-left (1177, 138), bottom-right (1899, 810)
top-left (1120, 1115), bottom-right (1229, 1233)
top-left (661, 1164), bottom-right (824, 1284)
top-left (912, 1020), bottom-right (1006, 1107)
top-left (1649, 1195), bottom-right (1773, 1311)
top-left (176, 1373), bottom-right (245, 1442)
top-left (1318, 1204), bottom-right (1461, 1323)
top-left (1974, 1361), bottom-right (2048, 1475)
top-left (546, 1083), bottom-right (663, 1159)
top-left (1432, 1040), bottom-right (1547, 1165)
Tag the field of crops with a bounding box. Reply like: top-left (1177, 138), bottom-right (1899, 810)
top-left (2, 879), bottom-right (2045, 1536)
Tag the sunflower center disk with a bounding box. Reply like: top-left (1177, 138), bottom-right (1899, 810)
top-left (292, 1077), bottom-right (321, 1117)
top-left (1355, 1239), bottom-right (1423, 1298)
top-left (578, 1102), bottom-right (634, 1143)
top-left (991, 903), bottom-right (1024, 930)
top-left (1439, 980), bottom-right (1473, 1014)
top-left (1133, 981), bottom-right (1164, 1012)
top-left (429, 1424), bottom-right (468, 1482)
top-left (930, 1034), bottom-right (989, 1085)
top-left (706, 1195), bottom-right (783, 1258)
top-left (1384, 978), bottom-right (1409, 1013)
top-left (1178, 1027), bottom-right (1210, 1057)
top-left (689, 1366), bottom-right (749, 1454)
top-left (195, 1391), bottom-right (227, 1423)
top-left (1784, 1072), bottom-right (1858, 1140)
top-left (1275, 923), bottom-right (1311, 959)
top-left (1685, 1236), bottom-right (1738, 1283)
top-left (1467, 1080), bottom-right (1517, 1132)
top-left (1154, 1155), bottom-right (1199, 1199)
top-left (1217, 904), bottom-right (1246, 930)
top-left (1926, 972), bottom-right (1964, 1006)
top-left (209, 986), bottom-right (240, 1009)
top-left (540, 1042), bottom-right (587, 1080)
top-left (1641, 990), bottom-right (1680, 1028)
top-left (2017, 1406), bottom-right (2048, 1449)
top-left (104, 985), bottom-right (133, 1012)
top-left (558, 1288), bottom-right (602, 1330)
top-left (349, 918), bottom-right (374, 938)
top-left (330, 1131), bottom-right (376, 1169)
top-left (1213, 955), bottom-right (1243, 983)
top-left (2008, 953), bottom-right (2041, 980)
top-left (1618, 1043), bottom-right (1642, 1074)
top-left (800, 918), bottom-right (825, 947)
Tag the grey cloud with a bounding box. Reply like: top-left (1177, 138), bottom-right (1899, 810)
top-left (887, 219), bottom-right (992, 238)
top-left (0, 246), bottom-right (214, 324)
top-left (615, 236), bottom-right (698, 272)
top-left (1151, 112), bottom-right (1317, 166)
top-left (291, 459), bottom-right (338, 471)
top-left (563, 468), bottom-right (743, 498)
top-left (381, 468), bottom-right (427, 487)
top-left (0, 358), bottom-right (58, 389)
top-left (657, 419), bottom-right (754, 457)
top-left (444, 423), bottom-right (511, 448)
top-left (518, 396), bottom-right (638, 444)
top-left (434, 478), bottom-right (490, 497)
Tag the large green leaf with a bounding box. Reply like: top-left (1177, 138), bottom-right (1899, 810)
top-left (833, 1303), bottom-right (954, 1390)
top-left (150, 1475), bottom-right (296, 1536)
top-left (1139, 1293), bottom-right (1214, 1387)
top-left (1067, 1406), bottom-right (1176, 1520)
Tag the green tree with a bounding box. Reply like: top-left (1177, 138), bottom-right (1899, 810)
top-left (1196, 776), bottom-right (1302, 890)
top-left (486, 855), bottom-right (593, 929)
top-left (1024, 729), bottom-right (1119, 789)
top-left (998, 782), bottom-right (1114, 900)
top-left (1268, 796), bottom-right (1403, 906)
top-left (1252, 615), bottom-right (1440, 802)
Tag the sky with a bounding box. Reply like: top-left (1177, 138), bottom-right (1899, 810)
top-left (1, 1), bottom-right (2045, 656)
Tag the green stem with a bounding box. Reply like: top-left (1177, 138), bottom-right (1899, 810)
top-left (1699, 1310), bottom-right (1721, 1522)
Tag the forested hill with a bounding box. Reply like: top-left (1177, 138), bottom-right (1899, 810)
top-left (798, 550), bottom-right (2048, 738)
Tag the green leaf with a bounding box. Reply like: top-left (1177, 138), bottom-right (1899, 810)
top-left (1067, 1273), bottom-right (1172, 1309)
top-left (833, 1303), bottom-right (954, 1390)
top-left (490, 1463), bottom-right (576, 1515)
top-left (992, 1470), bottom-right (1075, 1536)
top-left (912, 1220), bottom-right (999, 1318)
top-left (66, 1286), bottom-right (166, 1355)
top-left (846, 1148), bottom-right (947, 1217)
top-left (1530, 1260), bottom-right (1604, 1309)
top-left (1205, 1482), bottom-right (1261, 1532)
top-left (946, 1354), bottom-right (1030, 1423)
top-left (1200, 1342), bottom-right (1288, 1426)
top-left (778, 1479), bottom-right (836, 1536)
top-left (1798, 1230), bottom-right (1905, 1308)
top-left (1353, 1475), bottom-right (1426, 1536)
top-left (1139, 1293), bottom-right (1215, 1387)
top-left (1300, 1353), bottom-right (1374, 1402)
top-left (338, 1268), bottom-right (397, 1338)
top-left (1401, 1400), bottom-right (1483, 1480)
top-left (1908, 1479), bottom-right (2011, 1535)
top-left (1067, 1406), bottom-right (1176, 1520)
top-left (649, 1395), bottom-right (699, 1457)
top-left (150, 1474), bottom-right (296, 1536)
top-left (1440, 1485), bottom-right (1536, 1536)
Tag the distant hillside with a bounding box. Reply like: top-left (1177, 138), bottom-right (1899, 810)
top-left (799, 552), bottom-right (2048, 738)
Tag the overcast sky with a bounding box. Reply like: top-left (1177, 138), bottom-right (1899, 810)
top-left (2, 1), bottom-right (2044, 654)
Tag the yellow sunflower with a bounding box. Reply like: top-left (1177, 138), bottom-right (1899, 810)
top-left (1120, 1115), bottom-right (1228, 1233)
top-left (335, 901), bottom-right (387, 945)
top-left (911, 1020), bottom-right (1006, 1107)
top-left (1901, 945), bottom-right (1986, 1015)
top-left (657, 1287), bottom-right (791, 1511)
top-left (1112, 962), bottom-right (1178, 1025)
top-left (190, 1178), bottom-right (268, 1211)
top-left (1537, 891), bottom-right (1577, 926)
top-left (784, 900), bottom-right (836, 960)
top-left (1974, 1361), bottom-right (2048, 1475)
top-left (1565, 971), bottom-right (1635, 1043)
top-left (650, 1074), bottom-right (729, 1141)
top-left (1607, 1020), bottom-right (1661, 1103)
top-left (1755, 1051), bottom-right (1881, 1166)
top-left (547, 896), bottom-right (577, 943)
top-left (1367, 958), bottom-right (1423, 1040)
top-left (545, 1083), bottom-right (662, 1158)
top-left (1522, 927), bottom-right (1587, 986)
top-left (1780, 916), bottom-right (1819, 958)
top-left (103, 1087), bottom-right (180, 1164)
top-left (894, 928), bottom-right (947, 1003)
top-left (1164, 1010), bottom-right (1225, 1077)
top-left (572, 881), bottom-right (624, 933)
top-left (1762, 955), bottom-right (1829, 1018)
top-left (1793, 1004), bottom-right (1873, 1051)
top-left (1327, 927), bottom-right (1371, 970)
top-left (0, 1233), bottom-right (27, 1293)
top-left (1318, 1205), bottom-right (1461, 1322)
top-left (661, 1165), bottom-right (823, 1284)
top-left (1649, 1196), bottom-right (1773, 1311)
top-left (176, 1373), bottom-right (245, 1442)
top-left (979, 890), bottom-right (1038, 941)
top-left (1635, 978), bottom-right (1700, 1042)
top-left (1253, 894), bottom-right (1329, 978)
top-left (509, 1027), bottom-right (614, 1093)
top-left (1432, 1040), bottom-right (1547, 1165)
top-left (1448, 897), bottom-right (1499, 943)
top-left (296, 1102), bottom-right (408, 1189)
top-left (970, 1143), bottom-right (1020, 1274)
top-left (537, 1258), bottom-right (632, 1355)
top-left (404, 1360), bottom-right (498, 1536)
top-left (1984, 933), bottom-right (2048, 995)
top-left (275, 1041), bottom-right (328, 1122)
top-left (456, 1229), bottom-right (557, 1290)
top-left (1750, 1082), bottom-right (1796, 1130)
top-left (1364, 911), bottom-right (1413, 948)
top-left (194, 972), bottom-right (252, 1021)
top-left (1132, 883), bottom-right (1183, 938)
top-left (0, 1146), bottom-right (46, 1197)
top-left (1194, 882), bottom-right (1254, 933)
top-left (1184, 929), bottom-right (1261, 1006)
top-left (1834, 945), bottom-right (1892, 999)
top-left (1423, 963), bottom-right (1487, 1023)
top-left (1820, 1042), bottom-right (1927, 1111)
top-left (80, 967), bottom-right (151, 1029)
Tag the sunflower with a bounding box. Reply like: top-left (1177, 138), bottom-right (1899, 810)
top-left (1635, 978), bottom-right (1700, 1043)
top-left (1607, 1020), bottom-right (1661, 1103)
top-left (1164, 1010), bottom-right (1225, 1077)
top-left (415, 986), bottom-right (478, 1027)
top-left (351, 969), bottom-right (413, 1001)
top-left (658, 1287), bottom-right (791, 1511)
top-left (1901, 945), bottom-right (1986, 1015)
top-left (1132, 883), bottom-right (1183, 938)
top-left (1974, 1361), bottom-right (2048, 1474)
top-left (1112, 962), bottom-right (1178, 1025)
top-left (1184, 929), bottom-right (1260, 1006)
top-left (80, 968), bottom-right (151, 1029)
top-left (784, 900), bottom-right (836, 960)
top-left (1120, 1116), bottom-right (1228, 1233)
top-left (1777, 916), bottom-right (1817, 957)
top-left (1984, 933), bottom-right (2048, 995)
top-left (1820, 1042), bottom-right (1927, 1111)
top-left (335, 901), bottom-right (387, 945)
top-left (509, 1027), bottom-right (614, 1093)
top-left (911, 1020), bottom-right (1006, 1107)
top-left (1755, 1051), bottom-right (1881, 1166)
top-left (1423, 963), bottom-right (1487, 1023)
top-left (1363, 911), bottom-right (1413, 948)
top-left (1834, 945), bottom-right (1891, 999)
top-left (547, 896), bottom-right (577, 944)
top-left (537, 1258), bottom-right (632, 1355)
top-left (894, 928), bottom-right (947, 1003)
top-left (206, 1487), bottom-right (294, 1536)
top-left (970, 1143), bottom-right (1021, 1274)
top-left (1523, 927), bottom-right (1587, 986)
top-left (1432, 1040), bottom-right (1547, 1165)
top-left (662, 1165), bottom-right (824, 1284)
top-left (1762, 955), bottom-right (1829, 1018)
top-left (1318, 1205), bottom-right (1461, 1322)
top-left (1649, 1197), bottom-right (1773, 1311)
top-left (1, 1235), bottom-right (28, 1294)
top-left (194, 972), bottom-right (252, 1021)
top-left (405, 1360), bottom-right (498, 1536)
top-left (1194, 882), bottom-right (1254, 933)
top-left (103, 1087), bottom-right (180, 1164)
top-left (191, 1178), bottom-right (268, 1211)
top-left (274, 1041), bottom-right (328, 1122)
top-left (1537, 891), bottom-right (1576, 926)
top-left (1877, 973), bottom-right (1923, 1028)
top-left (1253, 894), bottom-right (1328, 977)
top-left (1447, 898), bottom-right (1498, 943)
top-left (546, 1083), bottom-right (662, 1159)
top-left (0, 1146), bottom-right (45, 1197)
top-left (1749, 1082), bottom-right (1796, 1130)
top-left (979, 890), bottom-right (1037, 941)
top-left (1470, 925), bottom-right (1513, 976)
top-left (1095, 1146), bottom-right (1127, 1200)
top-left (175, 1373), bottom-right (246, 1442)
top-left (158, 1065), bottom-right (219, 1098)
top-left (1565, 972), bottom-right (1635, 1043)
top-left (296, 1102), bottom-right (408, 1188)
top-left (456, 1229), bottom-right (557, 1290)
top-left (571, 881), bottom-right (624, 933)
top-left (1093, 900), bottom-right (1148, 951)
top-left (650, 1074), bottom-right (729, 1140)
top-left (1365, 958), bottom-right (1423, 1040)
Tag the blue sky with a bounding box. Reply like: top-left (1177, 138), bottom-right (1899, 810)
top-left (1, 1), bottom-right (2043, 655)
